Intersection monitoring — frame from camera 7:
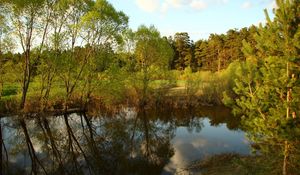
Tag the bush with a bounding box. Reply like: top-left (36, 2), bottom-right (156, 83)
top-left (2, 84), bottom-right (19, 97)
top-left (180, 61), bottom-right (241, 105)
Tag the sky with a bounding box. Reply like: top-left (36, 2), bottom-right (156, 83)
top-left (108, 0), bottom-right (276, 41)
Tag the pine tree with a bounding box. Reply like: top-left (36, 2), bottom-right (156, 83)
top-left (206, 34), bottom-right (224, 72)
top-left (194, 40), bottom-right (207, 70)
top-left (227, 0), bottom-right (300, 174)
top-left (173, 32), bottom-right (193, 70)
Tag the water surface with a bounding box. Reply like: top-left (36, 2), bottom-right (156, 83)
top-left (1, 107), bottom-right (249, 174)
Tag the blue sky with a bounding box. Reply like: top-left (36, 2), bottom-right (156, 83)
top-left (108, 0), bottom-right (276, 41)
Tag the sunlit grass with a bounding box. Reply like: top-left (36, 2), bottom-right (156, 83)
top-left (0, 61), bottom-right (241, 111)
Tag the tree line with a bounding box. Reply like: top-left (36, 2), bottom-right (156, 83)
top-left (168, 26), bottom-right (257, 72)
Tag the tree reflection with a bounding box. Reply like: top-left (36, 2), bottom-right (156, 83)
top-left (19, 118), bottom-right (48, 175)
top-left (1, 110), bottom-right (176, 175)
top-left (36, 116), bottom-right (64, 174)
top-left (241, 119), bottom-right (300, 174)
top-left (0, 118), bottom-right (8, 175)
top-left (83, 110), bottom-right (175, 175)
top-left (0, 106), bottom-right (244, 175)
top-left (132, 110), bottom-right (175, 174)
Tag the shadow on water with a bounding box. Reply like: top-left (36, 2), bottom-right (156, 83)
top-left (0, 106), bottom-right (251, 174)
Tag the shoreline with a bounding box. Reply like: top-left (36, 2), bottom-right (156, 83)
top-left (0, 95), bottom-right (227, 117)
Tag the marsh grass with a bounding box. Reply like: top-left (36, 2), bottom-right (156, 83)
top-left (186, 153), bottom-right (281, 175)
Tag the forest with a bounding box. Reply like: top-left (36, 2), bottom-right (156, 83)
top-left (0, 0), bottom-right (299, 175)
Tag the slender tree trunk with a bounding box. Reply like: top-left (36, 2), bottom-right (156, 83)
top-left (20, 51), bottom-right (31, 109)
top-left (283, 141), bottom-right (289, 175)
top-left (140, 67), bottom-right (148, 109)
top-left (217, 49), bottom-right (221, 73)
top-left (286, 62), bottom-right (290, 119)
top-left (0, 47), bottom-right (3, 101)
top-left (19, 11), bottom-right (34, 110)
top-left (19, 6), bottom-right (49, 110)
top-left (283, 62), bottom-right (290, 175)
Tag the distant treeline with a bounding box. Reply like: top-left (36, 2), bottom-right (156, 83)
top-left (0, 26), bottom-right (258, 73)
top-left (167, 26), bottom-right (257, 71)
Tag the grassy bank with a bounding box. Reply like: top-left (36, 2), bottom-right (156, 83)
top-left (0, 63), bottom-right (240, 114)
top-left (185, 153), bottom-right (283, 175)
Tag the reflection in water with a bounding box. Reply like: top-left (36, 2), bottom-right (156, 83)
top-left (162, 109), bottom-right (248, 174)
top-left (243, 124), bottom-right (300, 175)
top-left (1, 107), bottom-right (249, 174)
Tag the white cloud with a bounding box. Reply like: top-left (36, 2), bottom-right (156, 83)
top-left (165, 0), bottom-right (188, 8)
top-left (135, 0), bottom-right (160, 13)
top-left (217, 0), bottom-right (229, 4)
top-left (135, 0), bottom-right (229, 13)
top-left (240, 0), bottom-right (277, 10)
top-left (190, 0), bottom-right (207, 10)
top-left (161, 2), bottom-right (169, 14)
top-left (242, 1), bottom-right (252, 9)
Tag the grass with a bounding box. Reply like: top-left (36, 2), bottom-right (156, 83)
top-left (185, 153), bottom-right (283, 175)
top-left (0, 64), bottom-right (239, 113)
top-left (186, 153), bottom-right (245, 175)
top-left (2, 82), bottom-right (19, 94)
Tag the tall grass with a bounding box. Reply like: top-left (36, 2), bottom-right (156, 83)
top-left (0, 61), bottom-right (242, 113)
top-left (178, 61), bottom-right (240, 105)
top-left (198, 62), bottom-right (237, 105)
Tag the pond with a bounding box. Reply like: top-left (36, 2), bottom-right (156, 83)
top-left (0, 106), bottom-right (250, 175)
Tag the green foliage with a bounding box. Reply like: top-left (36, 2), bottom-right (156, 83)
top-left (231, 58), bottom-right (292, 134)
top-left (182, 67), bottom-right (201, 97)
top-left (192, 27), bottom-right (256, 72)
top-left (194, 40), bottom-right (207, 69)
top-left (2, 84), bottom-right (18, 96)
top-left (226, 2), bottom-right (300, 174)
top-left (132, 25), bottom-right (174, 106)
top-left (2, 0), bottom-right (46, 9)
top-left (172, 63), bottom-right (239, 105)
top-left (92, 64), bottom-right (127, 105)
top-left (0, 6), bottom-right (15, 53)
top-left (172, 32), bottom-right (194, 70)
top-left (197, 66), bottom-right (236, 105)
top-left (135, 25), bottom-right (173, 69)
top-left (127, 66), bottom-right (174, 106)
top-left (229, 0), bottom-right (300, 137)
top-left (80, 0), bottom-right (128, 46)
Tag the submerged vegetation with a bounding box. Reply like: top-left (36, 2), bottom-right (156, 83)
top-left (0, 0), bottom-right (299, 174)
